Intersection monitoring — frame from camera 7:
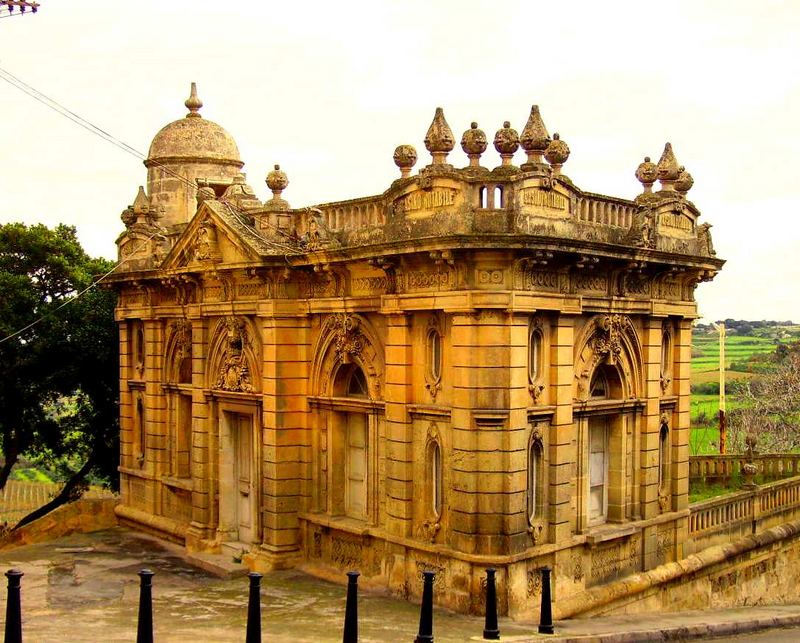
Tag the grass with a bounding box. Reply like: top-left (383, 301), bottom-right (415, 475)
top-left (688, 481), bottom-right (731, 503)
top-left (9, 467), bottom-right (55, 483)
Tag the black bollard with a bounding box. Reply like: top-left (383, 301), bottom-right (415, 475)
top-left (414, 570), bottom-right (435, 643)
top-left (342, 571), bottom-right (359, 643)
top-left (482, 568), bottom-right (499, 640)
top-left (136, 569), bottom-right (155, 643)
top-left (246, 572), bottom-right (263, 643)
top-left (538, 566), bottom-right (554, 635)
top-left (4, 569), bottom-right (23, 643)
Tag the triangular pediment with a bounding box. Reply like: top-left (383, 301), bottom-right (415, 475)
top-left (161, 200), bottom-right (265, 271)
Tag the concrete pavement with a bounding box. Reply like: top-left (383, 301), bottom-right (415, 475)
top-left (1, 527), bottom-right (799, 642)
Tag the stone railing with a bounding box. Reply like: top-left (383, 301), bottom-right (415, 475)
top-left (689, 454), bottom-right (800, 482)
top-left (314, 199), bottom-right (385, 232)
top-left (687, 474), bottom-right (800, 553)
top-left (574, 194), bottom-right (636, 229)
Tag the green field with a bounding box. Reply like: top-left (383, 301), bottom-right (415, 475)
top-left (689, 326), bottom-right (798, 455)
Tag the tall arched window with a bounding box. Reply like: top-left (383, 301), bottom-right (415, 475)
top-left (479, 186), bottom-right (488, 208)
top-left (134, 397), bottom-right (145, 467)
top-left (428, 440), bottom-right (443, 518)
top-left (528, 323), bottom-right (544, 383)
top-left (425, 322), bottom-right (443, 399)
top-left (659, 421), bottom-right (670, 493)
top-left (528, 439), bottom-right (543, 523)
top-left (660, 330), bottom-right (672, 393)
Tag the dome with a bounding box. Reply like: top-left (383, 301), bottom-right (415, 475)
top-left (145, 83), bottom-right (242, 168)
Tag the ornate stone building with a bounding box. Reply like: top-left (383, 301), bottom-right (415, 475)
top-left (111, 85), bottom-right (722, 618)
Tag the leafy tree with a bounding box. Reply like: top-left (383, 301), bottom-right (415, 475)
top-left (0, 223), bottom-right (118, 522)
top-left (728, 342), bottom-right (800, 453)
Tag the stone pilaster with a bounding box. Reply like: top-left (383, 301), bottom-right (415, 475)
top-left (259, 314), bottom-right (311, 557)
top-left (384, 313), bottom-right (413, 537)
top-left (549, 314), bottom-right (575, 541)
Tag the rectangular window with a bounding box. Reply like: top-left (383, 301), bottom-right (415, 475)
top-left (346, 413), bottom-right (367, 519)
top-left (588, 417), bottom-right (608, 524)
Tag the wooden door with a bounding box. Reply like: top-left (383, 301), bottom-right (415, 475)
top-left (234, 413), bottom-right (255, 542)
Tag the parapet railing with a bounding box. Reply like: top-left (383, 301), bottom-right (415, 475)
top-left (688, 475), bottom-right (800, 545)
top-left (574, 195), bottom-right (636, 229)
top-left (689, 454), bottom-right (800, 481)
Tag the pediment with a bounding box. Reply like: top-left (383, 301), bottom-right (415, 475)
top-left (161, 201), bottom-right (263, 271)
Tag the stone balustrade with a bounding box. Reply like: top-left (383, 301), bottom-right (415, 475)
top-left (687, 474), bottom-right (800, 554)
top-left (315, 199), bottom-right (385, 232)
top-left (689, 454), bottom-right (800, 482)
top-left (574, 194), bottom-right (636, 228)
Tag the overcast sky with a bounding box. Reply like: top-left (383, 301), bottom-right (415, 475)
top-left (1, 1), bottom-right (798, 322)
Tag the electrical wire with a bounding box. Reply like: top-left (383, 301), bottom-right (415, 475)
top-left (0, 230), bottom-right (163, 345)
top-left (0, 66), bottom-right (319, 343)
top-left (0, 66), bottom-right (305, 255)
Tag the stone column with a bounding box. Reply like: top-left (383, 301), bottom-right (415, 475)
top-left (259, 314), bottom-right (311, 561)
top-left (384, 313), bottom-right (413, 538)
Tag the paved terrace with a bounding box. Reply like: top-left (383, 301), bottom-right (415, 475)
top-left (2, 527), bottom-right (800, 642)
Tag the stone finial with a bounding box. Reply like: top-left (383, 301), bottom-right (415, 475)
top-left (493, 121), bottom-right (520, 166)
top-left (675, 166), bottom-right (694, 195)
top-left (635, 156), bottom-right (658, 194)
top-left (393, 144), bottom-right (418, 178)
top-left (544, 133), bottom-right (570, 175)
top-left (265, 164), bottom-right (290, 211)
top-left (185, 82), bottom-right (203, 118)
top-left (132, 185), bottom-right (150, 215)
top-left (656, 142), bottom-right (680, 190)
top-left (424, 107), bottom-right (455, 165)
top-left (520, 105), bottom-right (550, 166)
top-left (266, 164), bottom-right (288, 195)
top-left (461, 122), bottom-right (487, 167)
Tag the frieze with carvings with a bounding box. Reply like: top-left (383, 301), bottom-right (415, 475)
top-left (573, 272), bottom-right (608, 294)
top-left (351, 276), bottom-right (390, 296)
top-left (476, 269), bottom-right (504, 286)
top-left (331, 534), bottom-right (362, 569)
top-left (396, 268), bottom-right (456, 293)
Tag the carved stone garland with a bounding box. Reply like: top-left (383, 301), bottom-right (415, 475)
top-left (333, 314), bottom-right (364, 365)
top-left (214, 317), bottom-right (253, 392)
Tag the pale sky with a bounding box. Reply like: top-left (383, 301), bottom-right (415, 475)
top-left (1, 0), bottom-right (798, 322)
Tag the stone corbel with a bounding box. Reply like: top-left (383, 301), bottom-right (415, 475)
top-left (429, 249), bottom-right (455, 268)
top-left (367, 256), bottom-right (397, 294)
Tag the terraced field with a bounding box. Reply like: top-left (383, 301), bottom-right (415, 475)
top-left (689, 326), bottom-right (799, 454)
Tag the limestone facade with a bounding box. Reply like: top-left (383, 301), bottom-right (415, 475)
top-left (110, 87), bottom-right (723, 618)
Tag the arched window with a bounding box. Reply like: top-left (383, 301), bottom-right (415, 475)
top-left (528, 439), bottom-right (543, 523)
top-left (347, 366), bottom-right (368, 398)
top-left (590, 370), bottom-right (608, 398)
top-left (494, 186), bottom-right (503, 208)
top-left (131, 321), bottom-right (145, 378)
top-left (660, 330), bottom-right (672, 393)
top-left (528, 324), bottom-right (543, 383)
top-left (135, 397), bottom-right (145, 467)
top-left (479, 186), bottom-right (488, 208)
top-left (659, 421), bottom-right (670, 493)
top-left (428, 441), bottom-right (443, 517)
top-left (426, 327), bottom-right (442, 384)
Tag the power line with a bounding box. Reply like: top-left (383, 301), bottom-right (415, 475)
top-left (0, 66), bottom-right (305, 255)
top-left (0, 230), bottom-right (162, 345)
top-left (0, 66), bottom-right (314, 343)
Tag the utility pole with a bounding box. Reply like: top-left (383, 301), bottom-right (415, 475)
top-left (713, 321), bottom-right (727, 454)
top-left (0, 1), bottom-right (39, 17)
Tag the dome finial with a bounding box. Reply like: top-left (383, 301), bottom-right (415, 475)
top-left (185, 82), bottom-right (203, 118)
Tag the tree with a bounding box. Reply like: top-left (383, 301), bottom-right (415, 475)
top-left (728, 343), bottom-right (800, 453)
top-left (0, 223), bottom-right (118, 519)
